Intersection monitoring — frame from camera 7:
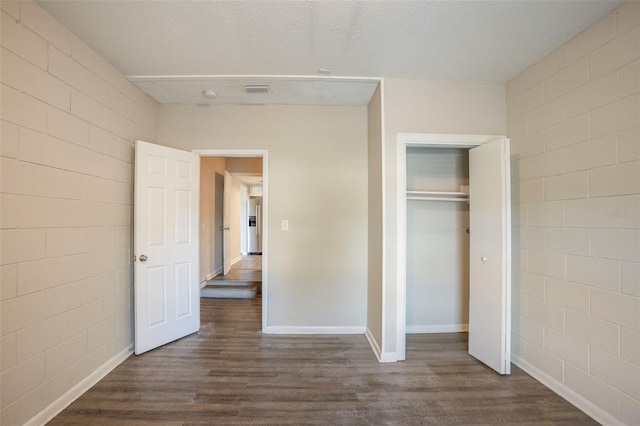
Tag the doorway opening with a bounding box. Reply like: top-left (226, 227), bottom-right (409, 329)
top-left (193, 150), bottom-right (269, 332)
top-left (201, 166), bottom-right (263, 298)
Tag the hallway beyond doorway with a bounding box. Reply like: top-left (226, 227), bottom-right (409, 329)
top-left (202, 255), bottom-right (262, 298)
top-left (211, 255), bottom-right (262, 281)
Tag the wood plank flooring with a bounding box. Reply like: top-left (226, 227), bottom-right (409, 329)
top-left (49, 298), bottom-right (597, 425)
top-left (209, 256), bottom-right (262, 282)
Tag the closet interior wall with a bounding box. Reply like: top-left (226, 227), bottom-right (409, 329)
top-left (406, 147), bottom-right (471, 334)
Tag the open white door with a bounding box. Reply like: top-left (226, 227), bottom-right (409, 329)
top-left (468, 138), bottom-right (511, 374)
top-left (222, 171), bottom-right (232, 275)
top-left (134, 141), bottom-right (200, 355)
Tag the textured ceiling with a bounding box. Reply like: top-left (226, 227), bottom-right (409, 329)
top-left (131, 77), bottom-right (380, 106)
top-left (38, 0), bottom-right (623, 106)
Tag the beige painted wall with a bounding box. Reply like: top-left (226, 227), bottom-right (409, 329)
top-left (367, 85), bottom-right (383, 348)
top-left (0, 2), bottom-right (158, 424)
top-left (157, 104), bottom-right (368, 328)
top-left (226, 157), bottom-right (262, 174)
top-left (380, 79), bottom-right (507, 355)
top-left (507, 3), bottom-right (639, 424)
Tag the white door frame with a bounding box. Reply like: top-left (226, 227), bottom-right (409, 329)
top-left (193, 149), bottom-right (269, 333)
top-left (396, 133), bottom-right (503, 361)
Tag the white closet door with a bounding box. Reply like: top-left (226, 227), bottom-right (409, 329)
top-left (468, 138), bottom-right (511, 374)
top-left (134, 140), bottom-right (200, 355)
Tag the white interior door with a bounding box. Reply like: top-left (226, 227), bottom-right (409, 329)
top-left (468, 137), bottom-right (511, 374)
top-left (134, 140), bottom-right (200, 355)
top-left (222, 171), bottom-right (232, 275)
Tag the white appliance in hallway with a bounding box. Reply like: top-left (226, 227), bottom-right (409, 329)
top-left (247, 197), bottom-right (262, 255)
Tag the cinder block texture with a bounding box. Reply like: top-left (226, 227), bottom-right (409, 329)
top-left (508, 4), bottom-right (640, 424)
top-left (0, 3), bottom-right (158, 425)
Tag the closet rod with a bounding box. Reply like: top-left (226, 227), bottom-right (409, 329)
top-left (407, 196), bottom-right (469, 202)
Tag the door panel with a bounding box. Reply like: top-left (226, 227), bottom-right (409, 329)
top-left (468, 138), bottom-right (511, 374)
top-left (223, 171), bottom-right (232, 275)
top-left (147, 266), bottom-right (166, 327)
top-left (214, 173), bottom-right (224, 273)
top-left (175, 190), bottom-right (191, 244)
top-left (147, 188), bottom-right (166, 246)
top-left (134, 140), bottom-right (200, 355)
top-left (175, 262), bottom-right (192, 318)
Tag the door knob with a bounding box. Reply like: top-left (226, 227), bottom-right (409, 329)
top-left (481, 256), bottom-right (487, 262)
top-left (139, 254), bottom-right (148, 262)
top-left (219, 227), bottom-right (230, 231)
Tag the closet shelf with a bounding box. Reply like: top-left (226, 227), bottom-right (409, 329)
top-left (406, 191), bottom-right (469, 202)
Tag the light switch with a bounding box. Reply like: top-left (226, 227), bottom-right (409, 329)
top-left (281, 219), bottom-right (289, 231)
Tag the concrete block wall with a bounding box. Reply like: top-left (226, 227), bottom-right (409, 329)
top-left (507, 3), bottom-right (639, 424)
top-left (0, 2), bottom-right (158, 424)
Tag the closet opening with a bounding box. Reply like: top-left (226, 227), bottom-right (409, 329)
top-left (406, 147), bottom-right (470, 336)
top-left (396, 134), bottom-right (511, 375)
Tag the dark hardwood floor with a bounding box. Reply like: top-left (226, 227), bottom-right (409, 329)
top-left (49, 298), bottom-right (597, 425)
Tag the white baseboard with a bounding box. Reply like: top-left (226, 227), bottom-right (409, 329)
top-left (264, 326), bottom-right (366, 335)
top-left (26, 345), bottom-right (133, 426)
top-left (231, 256), bottom-right (242, 266)
top-left (406, 324), bottom-right (468, 334)
top-left (365, 328), bottom-right (383, 361)
top-left (365, 328), bottom-right (397, 363)
top-left (379, 353), bottom-right (397, 362)
top-left (204, 268), bottom-right (223, 281)
top-left (512, 354), bottom-right (622, 426)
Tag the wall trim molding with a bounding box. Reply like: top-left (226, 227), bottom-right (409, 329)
top-left (365, 328), bottom-right (397, 363)
top-left (378, 352), bottom-right (397, 363)
top-left (365, 328), bottom-right (383, 361)
top-left (204, 271), bottom-right (218, 281)
top-left (512, 354), bottom-right (622, 426)
top-left (406, 324), bottom-right (468, 334)
top-left (25, 345), bottom-right (133, 426)
top-left (264, 326), bottom-right (365, 335)
top-left (230, 255), bottom-right (242, 266)
top-left (379, 78), bottom-right (390, 362)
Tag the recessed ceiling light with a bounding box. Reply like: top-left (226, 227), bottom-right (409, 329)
top-left (317, 68), bottom-right (333, 75)
top-left (202, 90), bottom-right (217, 99)
top-left (244, 84), bottom-right (271, 94)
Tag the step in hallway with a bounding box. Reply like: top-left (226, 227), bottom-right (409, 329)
top-left (49, 298), bottom-right (597, 425)
top-left (201, 255), bottom-right (262, 299)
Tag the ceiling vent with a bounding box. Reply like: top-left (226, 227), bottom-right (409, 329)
top-left (244, 84), bottom-right (271, 94)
